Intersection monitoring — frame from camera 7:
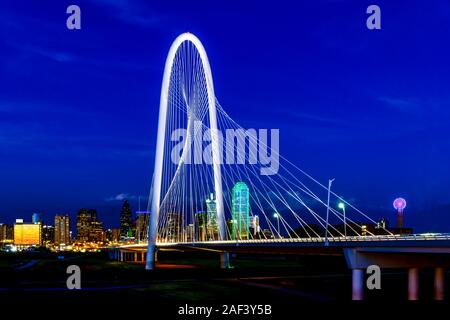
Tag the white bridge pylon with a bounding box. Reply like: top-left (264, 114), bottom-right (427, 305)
top-left (146, 33), bottom-right (225, 269)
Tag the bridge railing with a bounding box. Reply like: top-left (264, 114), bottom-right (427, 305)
top-left (113, 233), bottom-right (450, 248)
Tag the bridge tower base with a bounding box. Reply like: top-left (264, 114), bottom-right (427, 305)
top-left (435, 267), bottom-right (445, 300)
top-left (408, 268), bottom-right (419, 300)
top-left (352, 268), bottom-right (364, 300)
top-left (220, 252), bottom-right (230, 269)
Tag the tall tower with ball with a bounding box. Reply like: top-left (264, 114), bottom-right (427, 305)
top-left (393, 197), bottom-right (407, 229)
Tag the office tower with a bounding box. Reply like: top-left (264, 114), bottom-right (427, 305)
top-left (32, 213), bottom-right (41, 225)
top-left (0, 224), bottom-right (14, 245)
top-left (54, 214), bottom-right (70, 245)
top-left (135, 211), bottom-right (150, 242)
top-left (186, 223), bottom-right (195, 242)
top-left (14, 219), bottom-right (41, 246)
top-left (111, 228), bottom-right (121, 242)
top-left (206, 193), bottom-right (219, 240)
top-left (42, 225), bottom-right (55, 244)
top-left (77, 209), bottom-right (91, 242)
top-left (251, 215), bottom-right (260, 236)
top-left (166, 212), bottom-right (180, 242)
top-left (194, 211), bottom-right (207, 241)
top-left (231, 182), bottom-right (250, 240)
top-left (76, 209), bottom-right (104, 242)
top-left (120, 200), bottom-right (133, 239)
top-left (90, 219), bottom-right (104, 243)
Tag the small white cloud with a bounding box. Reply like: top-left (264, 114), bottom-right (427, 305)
top-left (105, 193), bottom-right (137, 202)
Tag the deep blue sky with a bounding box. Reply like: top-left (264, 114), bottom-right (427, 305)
top-left (1, 1), bottom-right (449, 232)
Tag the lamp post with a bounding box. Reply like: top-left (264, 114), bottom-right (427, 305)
top-left (338, 202), bottom-right (346, 237)
top-left (325, 178), bottom-right (335, 246)
top-left (273, 213), bottom-right (280, 238)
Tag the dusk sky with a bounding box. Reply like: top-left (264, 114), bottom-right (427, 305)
top-left (1, 0), bottom-right (450, 232)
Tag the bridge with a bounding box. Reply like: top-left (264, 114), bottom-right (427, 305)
top-left (112, 32), bottom-right (450, 300)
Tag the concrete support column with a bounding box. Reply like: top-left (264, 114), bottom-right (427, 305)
top-left (119, 251), bottom-right (124, 262)
top-left (134, 252), bottom-right (138, 262)
top-left (408, 268), bottom-right (419, 300)
top-left (434, 267), bottom-right (445, 301)
top-left (220, 252), bottom-right (230, 269)
top-left (154, 250), bottom-right (158, 263)
top-left (352, 268), bottom-right (364, 300)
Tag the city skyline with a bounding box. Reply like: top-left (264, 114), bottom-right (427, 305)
top-left (1, 1), bottom-right (450, 232)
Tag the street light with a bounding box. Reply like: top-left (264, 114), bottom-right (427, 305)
top-left (338, 202), bottom-right (346, 237)
top-left (273, 213), bottom-right (280, 238)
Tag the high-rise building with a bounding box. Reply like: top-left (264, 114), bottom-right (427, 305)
top-left (251, 215), bottom-right (260, 236)
top-left (111, 228), bottom-right (121, 242)
top-left (77, 209), bottom-right (91, 242)
top-left (32, 213), bottom-right (41, 225)
top-left (76, 209), bottom-right (104, 242)
top-left (120, 200), bottom-right (133, 240)
top-left (186, 223), bottom-right (195, 242)
top-left (54, 214), bottom-right (70, 245)
top-left (42, 225), bottom-right (55, 244)
top-left (135, 211), bottom-right (149, 242)
top-left (89, 219), bottom-right (104, 243)
top-left (166, 212), bottom-right (180, 242)
top-left (194, 211), bottom-right (207, 241)
top-left (14, 220), bottom-right (41, 246)
top-left (205, 193), bottom-right (219, 240)
top-left (0, 224), bottom-right (14, 245)
top-left (231, 182), bottom-right (250, 240)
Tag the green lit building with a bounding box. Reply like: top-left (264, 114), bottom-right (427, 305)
top-left (231, 182), bottom-right (250, 240)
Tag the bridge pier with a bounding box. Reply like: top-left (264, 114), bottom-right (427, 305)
top-left (352, 268), bottom-right (364, 300)
top-left (408, 268), bottom-right (419, 300)
top-left (344, 247), bottom-right (450, 301)
top-left (435, 267), bottom-right (445, 300)
top-left (220, 252), bottom-right (230, 269)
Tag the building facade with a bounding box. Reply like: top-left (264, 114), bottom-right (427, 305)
top-left (120, 200), bottom-right (133, 240)
top-left (54, 214), bottom-right (70, 245)
top-left (205, 193), bottom-right (219, 240)
top-left (76, 209), bottom-right (104, 242)
top-left (231, 182), bottom-right (250, 240)
top-left (14, 221), bottom-right (41, 246)
top-left (0, 224), bottom-right (14, 245)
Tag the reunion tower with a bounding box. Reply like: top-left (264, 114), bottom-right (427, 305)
top-left (393, 197), bottom-right (407, 229)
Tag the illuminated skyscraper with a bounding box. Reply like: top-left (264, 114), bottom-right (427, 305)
top-left (120, 200), bottom-right (133, 240)
top-left (194, 211), bottom-right (207, 242)
top-left (42, 225), bottom-right (55, 244)
top-left (166, 212), bottom-right (180, 242)
top-left (0, 224), bottom-right (14, 245)
top-left (135, 211), bottom-right (150, 242)
top-left (32, 213), bottom-right (41, 225)
top-left (232, 182), bottom-right (250, 240)
top-left (206, 193), bottom-right (219, 240)
top-left (76, 209), bottom-right (104, 242)
top-left (77, 209), bottom-right (92, 242)
top-left (54, 214), bottom-right (70, 245)
top-left (251, 215), bottom-right (260, 236)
